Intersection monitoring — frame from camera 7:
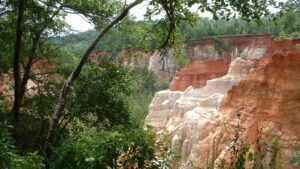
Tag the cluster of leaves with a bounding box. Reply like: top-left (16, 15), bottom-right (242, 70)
top-left (276, 31), bottom-right (300, 40)
top-left (66, 59), bottom-right (134, 127)
top-left (50, 126), bottom-right (172, 169)
top-left (0, 121), bottom-right (45, 169)
top-left (63, 0), bottom-right (123, 27)
top-left (169, 43), bottom-right (191, 67)
top-left (213, 38), bottom-right (234, 54)
top-left (0, 0), bottom-right (67, 73)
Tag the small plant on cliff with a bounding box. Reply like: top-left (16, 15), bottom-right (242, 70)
top-left (170, 43), bottom-right (191, 67)
top-left (276, 31), bottom-right (300, 40)
top-left (213, 38), bottom-right (233, 55)
top-left (222, 113), bottom-right (250, 169)
top-left (218, 113), bottom-right (263, 169)
top-left (277, 31), bottom-right (288, 40)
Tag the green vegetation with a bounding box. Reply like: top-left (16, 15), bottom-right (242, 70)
top-left (213, 38), bottom-right (234, 54)
top-left (53, 6), bottom-right (300, 58)
top-left (0, 0), bottom-right (299, 168)
top-left (0, 121), bottom-right (45, 169)
top-left (170, 44), bottom-right (191, 67)
top-left (50, 127), bottom-right (171, 169)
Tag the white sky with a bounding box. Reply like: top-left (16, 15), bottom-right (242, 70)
top-left (65, 0), bottom-right (286, 32)
top-left (65, 1), bottom-right (149, 32)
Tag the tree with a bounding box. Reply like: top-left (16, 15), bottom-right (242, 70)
top-left (3, 0), bottom-right (67, 124)
top-left (2, 0), bottom-right (123, 125)
top-left (12, 0), bottom-right (26, 124)
top-left (67, 59), bottom-right (134, 127)
top-left (44, 0), bottom-right (143, 157)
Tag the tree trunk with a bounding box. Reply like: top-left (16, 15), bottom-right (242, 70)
top-left (19, 35), bottom-right (40, 100)
top-left (44, 0), bottom-right (142, 157)
top-left (12, 0), bottom-right (26, 124)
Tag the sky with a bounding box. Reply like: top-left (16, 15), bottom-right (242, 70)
top-left (65, 0), bottom-right (286, 32)
top-left (65, 1), bottom-right (149, 32)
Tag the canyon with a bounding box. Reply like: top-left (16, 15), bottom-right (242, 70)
top-left (1, 34), bottom-right (299, 168)
top-left (145, 38), bottom-right (300, 168)
top-left (5, 34), bottom-right (270, 99)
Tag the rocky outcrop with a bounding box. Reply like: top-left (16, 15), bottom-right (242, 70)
top-left (116, 35), bottom-right (272, 83)
top-left (169, 60), bottom-right (230, 91)
top-left (145, 39), bottom-right (300, 168)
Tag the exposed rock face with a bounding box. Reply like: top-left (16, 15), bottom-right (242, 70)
top-left (116, 35), bottom-right (272, 83)
top-left (0, 74), bottom-right (13, 99)
top-left (148, 51), bottom-right (178, 82)
top-left (169, 59), bottom-right (230, 91)
top-left (145, 39), bottom-right (300, 168)
top-left (159, 35), bottom-right (271, 83)
top-left (184, 34), bottom-right (271, 62)
top-left (145, 57), bottom-right (257, 168)
top-left (145, 90), bottom-right (183, 133)
top-left (217, 39), bottom-right (300, 169)
top-left (0, 59), bottom-right (62, 101)
top-left (117, 48), bottom-right (151, 68)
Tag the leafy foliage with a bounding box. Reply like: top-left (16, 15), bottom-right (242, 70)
top-left (169, 44), bottom-right (190, 67)
top-left (66, 59), bottom-right (134, 127)
top-left (50, 127), bottom-right (172, 169)
top-left (213, 38), bottom-right (234, 54)
top-left (0, 121), bottom-right (45, 169)
top-left (128, 67), bottom-right (165, 125)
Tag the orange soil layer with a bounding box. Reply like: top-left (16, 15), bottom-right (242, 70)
top-left (169, 59), bottom-right (230, 91)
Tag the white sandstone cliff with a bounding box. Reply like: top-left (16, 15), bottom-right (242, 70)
top-left (145, 58), bottom-right (257, 168)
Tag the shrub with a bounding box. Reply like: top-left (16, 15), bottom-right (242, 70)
top-left (50, 127), bottom-right (172, 169)
top-left (213, 38), bottom-right (233, 54)
top-left (0, 121), bottom-right (45, 169)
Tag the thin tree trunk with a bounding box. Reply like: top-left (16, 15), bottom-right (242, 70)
top-left (44, 0), bottom-right (142, 156)
top-left (19, 34), bottom-right (40, 99)
top-left (12, 0), bottom-right (26, 124)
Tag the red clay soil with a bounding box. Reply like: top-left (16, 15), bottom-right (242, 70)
top-left (169, 59), bottom-right (230, 91)
top-left (29, 58), bottom-right (63, 82)
top-left (218, 39), bottom-right (300, 168)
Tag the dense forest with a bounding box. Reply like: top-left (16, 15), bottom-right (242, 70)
top-left (0, 0), bottom-right (299, 168)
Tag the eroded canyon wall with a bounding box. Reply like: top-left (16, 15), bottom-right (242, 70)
top-left (116, 35), bottom-right (272, 83)
top-left (145, 39), bottom-right (300, 168)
